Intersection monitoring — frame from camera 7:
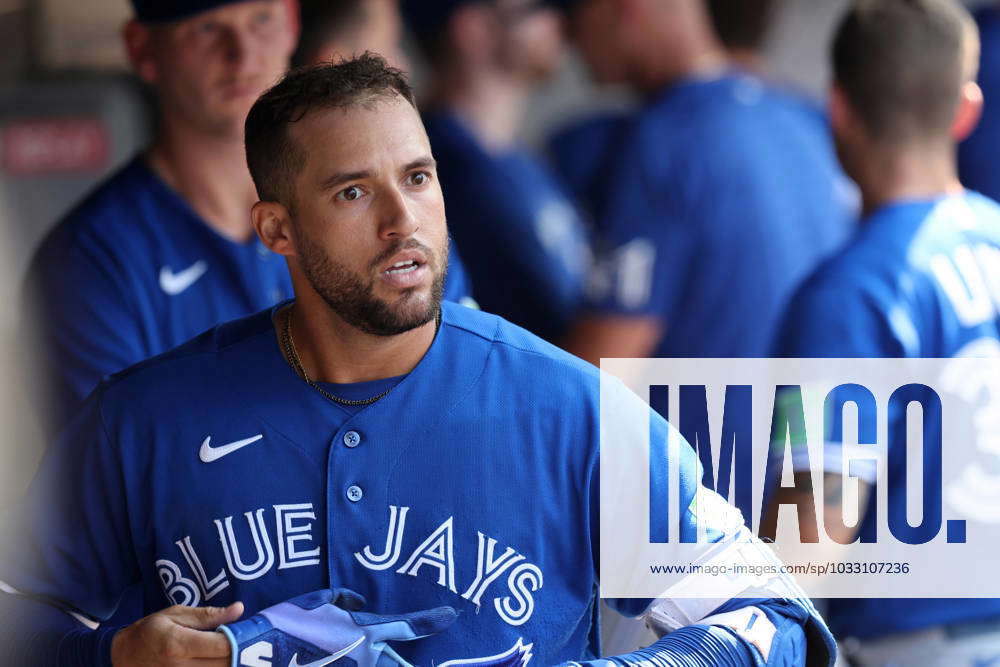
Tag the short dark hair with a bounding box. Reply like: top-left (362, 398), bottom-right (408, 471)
top-left (291, 0), bottom-right (369, 68)
top-left (245, 53), bottom-right (416, 207)
top-left (706, 0), bottom-right (776, 52)
top-left (832, 0), bottom-right (979, 144)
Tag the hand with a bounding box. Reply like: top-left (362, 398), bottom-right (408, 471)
top-left (220, 588), bottom-right (457, 667)
top-left (111, 601), bottom-right (244, 666)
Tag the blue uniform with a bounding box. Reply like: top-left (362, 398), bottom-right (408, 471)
top-left (959, 7), bottom-right (1000, 202)
top-left (547, 112), bottom-right (631, 231)
top-left (0, 301), bottom-right (830, 665)
top-left (423, 111), bottom-right (590, 342)
top-left (584, 70), bottom-right (853, 357)
top-left (774, 191), bottom-right (1000, 640)
top-left (24, 155), bottom-right (473, 428)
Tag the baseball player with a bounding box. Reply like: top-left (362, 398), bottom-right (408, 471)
top-left (771, 1), bottom-right (1000, 664)
top-left (0, 56), bottom-right (833, 666)
top-left (292, 0), bottom-right (408, 70)
top-left (556, 0), bottom-right (853, 363)
top-left (959, 2), bottom-right (1000, 201)
top-left (401, 0), bottom-right (592, 343)
top-left (23, 0), bottom-right (473, 434)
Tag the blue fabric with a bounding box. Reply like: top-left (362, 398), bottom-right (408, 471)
top-left (583, 71), bottom-right (854, 357)
top-left (221, 587), bottom-right (456, 667)
top-left (959, 7), bottom-right (1000, 202)
top-left (547, 112), bottom-right (632, 234)
top-left (773, 191), bottom-right (1000, 639)
top-left (23, 155), bottom-right (472, 432)
top-left (0, 301), bottom-right (821, 665)
top-left (424, 110), bottom-right (590, 341)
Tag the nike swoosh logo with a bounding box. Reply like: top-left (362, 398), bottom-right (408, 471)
top-left (289, 635), bottom-right (365, 667)
top-left (159, 260), bottom-right (208, 295)
top-left (198, 434), bottom-right (263, 463)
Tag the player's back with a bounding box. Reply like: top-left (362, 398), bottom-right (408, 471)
top-left (775, 190), bottom-right (1000, 640)
top-left (591, 71), bottom-right (854, 357)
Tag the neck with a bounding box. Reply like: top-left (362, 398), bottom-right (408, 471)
top-left (147, 115), bottom-right (258, 242)
top-left (856, 144), bottom-right (963, 217)
top-left (431, 68), bottom-right (529, 151)
top-left (283, 293), bottom-right (438, 384)
top-left (637, 48), bottom-right (729, 95)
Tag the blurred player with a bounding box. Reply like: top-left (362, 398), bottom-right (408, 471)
top-left (293, 0), bottom-right (476, 305)
top-left (959, 1), bottom-right (1000, 200)
top-left (293, 0), bottom-right (407, 69)
top-left (771, 1), bottom-right (1000, 664)
top-left (558, 0), bottom-right (853, 363)
top-left (22, 0), bottom-right (298, 431)
top-left (0, 55), bottom-right (834, 667)
top-left (402, 0), bottom-right (591, 342)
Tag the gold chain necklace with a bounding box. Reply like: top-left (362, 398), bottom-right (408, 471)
top-left (279, 304), bottom-right (438, 407)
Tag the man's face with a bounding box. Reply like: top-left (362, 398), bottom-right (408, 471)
top-left (496, 0), bottom-right (565, 82)
top-left (568, 0), bottom-right (629, 84)
top-left (143, 0), bottom-right (296, 137)
top-left (288, 95), bottom-right (448, 336)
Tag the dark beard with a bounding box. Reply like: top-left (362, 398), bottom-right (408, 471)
top-left (297, 233), bottom-right (447, 336)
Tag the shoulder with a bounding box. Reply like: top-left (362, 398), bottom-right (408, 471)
top-left (443, 301), bottom-right (597, 372)
top-left (31, 157), bottom-right (163, 267)
top-left (97, 306), bottom-right (277, 405)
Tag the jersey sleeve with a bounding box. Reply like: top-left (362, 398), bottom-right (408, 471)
top-left (0, 387), bottom-right (141, 626)
top-left (593, 383), bottom-right (835, 666)
top-left (583, 123), bottom-right (697, 323)
top-left (25, 227), bottom-right (148, 427)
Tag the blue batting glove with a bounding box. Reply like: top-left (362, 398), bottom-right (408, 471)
top-left (219, 588), bottom-right (457, 667)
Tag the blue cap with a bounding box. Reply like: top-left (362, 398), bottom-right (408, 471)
top-left (130, 0), bottom-right (252, 23)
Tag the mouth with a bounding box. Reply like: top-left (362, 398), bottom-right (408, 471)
top-left (378, 250), bottom-right (431, 290)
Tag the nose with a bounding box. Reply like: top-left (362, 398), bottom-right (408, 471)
top-left (377, 186), bottom-right (420, 241)
top-left (219, 25), bottom-right (251, 67)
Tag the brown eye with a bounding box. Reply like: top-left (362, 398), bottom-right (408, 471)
top-left (409, 172), bottom-right (430, 186)
top-left (337, 185), bottom-right (364, 202)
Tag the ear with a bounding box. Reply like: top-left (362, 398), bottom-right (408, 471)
top-left (828, 82), bottom-right (853, 138)
top-left (952, 80), bottom-right (983, 142)
top-left (252, 200), bottom-right (297, 257)
top-left (123, 19), bottom-right (159, 84)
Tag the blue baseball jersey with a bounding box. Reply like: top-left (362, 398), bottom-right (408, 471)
top-left (774, 191), bottom-right (1000, 639)
top-left (423, 110), bottom-right (591, 342)
top-left (24, 155), bottom-right (473, 428)
top-left (547, 112), bottom-right (631, 231)
top-left (0, 301), bottom-right (829, 665)
top-left (959, 7), bottom-right (1000, 201)
top-left (584, 71), bottom-right (854, 357)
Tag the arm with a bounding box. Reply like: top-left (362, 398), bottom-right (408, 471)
top-left (590, 382), bottom-right (835, 667)
top-left (564, 315), bottom-right (664, 366)
top-left (0, 390), bottom-right (237, 666)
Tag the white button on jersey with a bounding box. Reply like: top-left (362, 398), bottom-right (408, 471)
top-left (346, 485), bottom-right (363, 502)
top-left (343, 431), bottom-right (361, 448)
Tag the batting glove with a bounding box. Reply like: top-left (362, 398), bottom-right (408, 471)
top-left (218, 588), bottom-right (457, 667)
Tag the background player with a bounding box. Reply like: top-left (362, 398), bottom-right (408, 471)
top-left (22, 0), bottom-right (299, 431)
top-left (292, 0), bottom-right (407, 69)
top-left (557, 0), bottom-right (853, 363)
top-left (402, 0), bottom-right (592, 342)
top-left (0, 55), bottom-right (834, 667)
top-left (770, 1), bottom-right (1000, 664)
